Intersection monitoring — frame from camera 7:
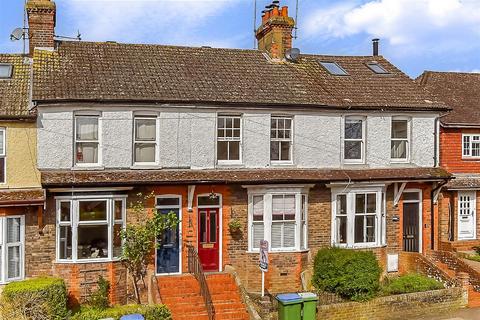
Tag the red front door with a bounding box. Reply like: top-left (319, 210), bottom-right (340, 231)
top-left (198, 208), bottom-right (219, 272)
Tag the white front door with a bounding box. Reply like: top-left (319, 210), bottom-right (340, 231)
top-left (458, 191), bottom-right (476, 240)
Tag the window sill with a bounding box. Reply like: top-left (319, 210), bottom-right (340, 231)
top-left (216, 162), bottom-right (244, 168)
top-left (246, 249), bottom-right (309, 254)
top-left (72, 165), bottom-right (105, 171)
top-left (390, 159), bottom-right (410, 164)
top-left (343, 161), bottom-right (365, 165)
top-left (55, 258), bottom-right (122, 264)
top-left (130, 164), bottom-right (161, 170)
top-left (270, 161), bottom-right (295, 167)
top-left (332, 243), bottom-right (387, 249)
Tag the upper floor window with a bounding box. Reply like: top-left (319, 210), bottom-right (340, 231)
top-left (0, 128), bottom-right (6, 183)
top-left (134, 116), bottom-right (157, 165)
top-left (0, 64), bottom-right (13, 79)
top-left (462, 134), bottom-right (480, 158)
top-left (56, 196), bottom-right (125, 262)
top-left (217, 115), bottom-right (241, 163)
top-left (75, 115), bottom-right (100, 166)
top-left (333, 188), bottom-right (384, 248)
top-left (248, 187), bottom-right (309, 252)
top-left (344, 117), bottom-right (365, 163)
top-left (391, 118), bottom-right (410, 161)
top-left (271, 116), bottom-right (292, 163)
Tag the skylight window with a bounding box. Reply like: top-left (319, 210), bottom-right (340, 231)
top-left (319, 61), bottom-right (349, 76)
top-left (367, 62), bottom-right (389, 74)
top-left (0, 64), bottom-right (13, 79)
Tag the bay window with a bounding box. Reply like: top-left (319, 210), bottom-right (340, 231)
top-left (344, 117), bottom-right (365, 163)
top-left (56, 196), bottom-right (126, 262)
top-left (134, 116), bottom-right (158, 165)
top-left (332, 187), bottom-right (385, 247)
top-left (0, 216), bottom-right (24, 283)
top-left (75, 114), bottom-right (100, 166)
top-left (247, 186), bottom-right (310, 252)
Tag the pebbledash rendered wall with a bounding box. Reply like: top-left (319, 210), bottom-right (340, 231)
top-left (36, 105), bottom-right (438, 170)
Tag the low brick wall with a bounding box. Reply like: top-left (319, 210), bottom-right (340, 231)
top-left (317, 288), bottom-right (466, 320)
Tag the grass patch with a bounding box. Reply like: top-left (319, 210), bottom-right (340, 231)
top-left (71, 304), bottom-right (171, 320)
top-left (465, 254), bottom-right (480, 262)
top-left (380, 273), bottom-right (444, 296)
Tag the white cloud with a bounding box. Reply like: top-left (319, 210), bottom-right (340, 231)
top-left (63, 0), bottom-right (241, 45)
top-left (303, 0), bottom-right (480, 55)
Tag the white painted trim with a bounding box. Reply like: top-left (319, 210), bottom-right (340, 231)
top-left (73, 113), bottom-right (102, 167)
top-left (462, 134), bottom-right (480, 159)
top-left (270, 115), bottom-right (294, 164)
top-left (403, 189), bottom-right (423, 253)
top-left (155, 194), bottom-right (183, 276)
top-left (0, 215), bottom-right (25, 284)
top-left (390, 116), bottom-right (411, 163)
top-left (187, 185), bottom-right (196, 212)
top-left (216, 114), bottom-right (243, 165)
top-left (394, 182), bottom-right (407, 206)
top-left (132, 115), bottom-right (160, 166)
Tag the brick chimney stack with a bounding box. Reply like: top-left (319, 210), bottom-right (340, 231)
top-left (256, 2), bottom-right (295, 60)
top-left (26, 0), bottom-right (56, 55)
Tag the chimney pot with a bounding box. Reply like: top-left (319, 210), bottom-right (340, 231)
top-left (281, 6), bottom-right (288, 17)
top-left (372, 38), bottom-right (380, 56)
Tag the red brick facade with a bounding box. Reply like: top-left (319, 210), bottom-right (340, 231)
top-left (440, 127), bottom-right (480, 172)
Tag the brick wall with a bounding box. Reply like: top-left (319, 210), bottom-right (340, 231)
top-left (316, 287), bottom-right (466, 320)
top-left (440, 127), bottom-right (480, 173)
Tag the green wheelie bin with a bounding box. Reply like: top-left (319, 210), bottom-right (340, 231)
top-left (276, 293), bottom-right (302, 320)
top-left (298, 292), bottom-right (318, 320)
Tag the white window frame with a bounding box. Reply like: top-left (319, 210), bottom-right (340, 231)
top-left (74, 113), bottom-right (102, 167)
top-left (55, 195), bottom-right (126, 263)
top-left (133, 115), bottom-right (159, 166)
top-left (343, 116), bottom-right (366, 164)
top-left (217, 114), bottom-right (242, 165)
top-left (270, 116), bottom-right (293, 164)
top-left (331, 186), bottom-right (385, 248)
top-left (0, 216), bottom-right (25, 284)
top-left (246, 185), bottom-right (311, 252)
top-left (0, 128), bottom-right (6, 184)
top-left (390, 117), bottom-right (411, 162)
top-left (462, 134), bottom-right (480, 159)
top-left (155, 194), bottom-right (182, 276)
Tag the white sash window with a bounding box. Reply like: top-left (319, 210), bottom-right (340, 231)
top-left (0, 216), bottom-right (25, 283)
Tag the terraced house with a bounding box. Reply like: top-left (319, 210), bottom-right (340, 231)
top-left (0, 53), bottom-right (43, 284)
top-left (418, 72), bottom-right (480, 251)
top-left (4, 0), bottom-right (459, 318)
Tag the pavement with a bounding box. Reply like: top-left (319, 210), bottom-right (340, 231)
top-left (417, 308), bottom-right (480, 320)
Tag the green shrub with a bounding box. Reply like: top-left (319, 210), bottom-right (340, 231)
top-left (71, 304), bottom-right (171, 320)
top-left (312, 247), bottom-right (382, 301)
top-left (87, 276), bottom-right (110, 310)
top-left (381, 273), bottom-right (444, 295)
top-left (2, 277), bottom-right (68, 320)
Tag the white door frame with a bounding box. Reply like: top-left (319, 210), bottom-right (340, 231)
top-left (457, 190), bottom-right (477, 241)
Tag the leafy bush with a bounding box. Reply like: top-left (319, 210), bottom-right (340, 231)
top-left (473, 246), bottom-right (480, 255)
top-left (312, 247), bottom-right (382, 301)
top-left (87, 276), bottom-right (110, 310)
top-left (467, 254), bottom-right (480, 262)
top-left (71, 304), bottom-right (171, 320)
top-left (381, 273), bottom-right (444, 295)
top-left (1, 277), bottom-right (68, 320)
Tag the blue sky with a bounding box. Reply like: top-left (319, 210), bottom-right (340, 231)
top-left (1, 0), bottom-right (479, 77)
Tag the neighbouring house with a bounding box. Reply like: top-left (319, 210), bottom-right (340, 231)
top-left (418, 71), bottom-right (480, 252)
top-left (7, 0), bottom-right (455, 317)
top-left (0, 54), bottom-right (44, 284)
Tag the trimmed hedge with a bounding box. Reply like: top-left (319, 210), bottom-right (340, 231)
top-left (312, 247), bottom-right (382, 301)
top-left (71, 304), bottom-right (172, 320)
top-left (2, 277), bottom-right (68, 320)
top-left (381, 273), bottom-right (445, 295)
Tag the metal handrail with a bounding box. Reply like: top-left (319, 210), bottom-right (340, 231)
top-left (187, 245), bottom-right (215, 320)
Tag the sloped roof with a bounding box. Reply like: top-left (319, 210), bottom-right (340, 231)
top-left (417, 71), bottom-right (480, 126)
top-left (33, 41), bottom-right (447, 111)
top-left (0, 54), bottom-right (34, 119)
top-left (40, 167), bottom-right (452, 187)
